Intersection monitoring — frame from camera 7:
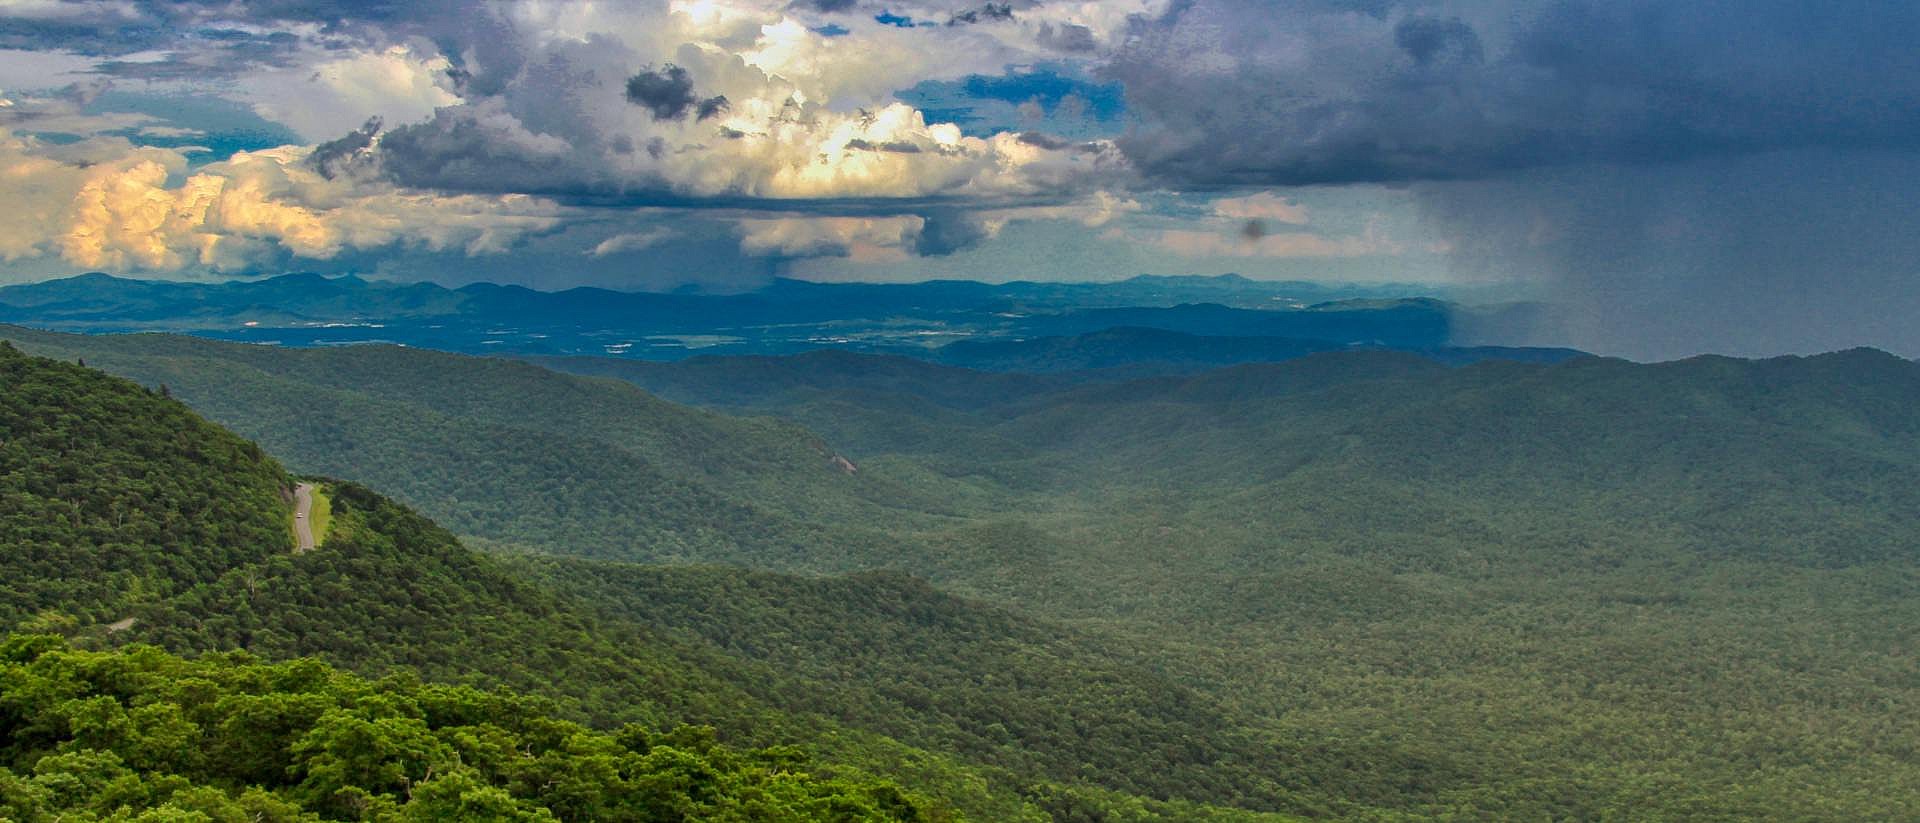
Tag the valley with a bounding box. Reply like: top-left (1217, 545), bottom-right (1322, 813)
top-left (5, 315), bottom-right (1917, 819)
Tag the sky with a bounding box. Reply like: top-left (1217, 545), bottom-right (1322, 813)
top-left (0, 0), bottom-right (1917, 358)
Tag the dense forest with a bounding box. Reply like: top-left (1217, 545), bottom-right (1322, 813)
top-left (0, 637), bottom-right (924, 821)
top-left (0, 342), bottom-right (1306, 821)
top-left (0, 327), bottom-right (926, 563)
top-left (0, 343), bottom-right (291, 626)
top-left (517, 561), bottom-right (1329, 815)
top-left (5, 328), bottom-right (1920, 819)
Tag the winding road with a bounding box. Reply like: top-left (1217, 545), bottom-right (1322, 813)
top-left (292, 482), bottom-right (316, 553)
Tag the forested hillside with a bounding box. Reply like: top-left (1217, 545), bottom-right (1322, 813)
top-left (0, 326), bottom-right (950, 563)
top-left (8, 328), bottom-right (1920, 819)
top-left (0, 343), bottom-right (1315, 821)
top-left (519, 562), bottom-right (1336, 815)
top-left (0, 343), bottom-right (290, 625)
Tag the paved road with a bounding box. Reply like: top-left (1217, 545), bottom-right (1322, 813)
top-left (293, 482), bottom-right (316, 553)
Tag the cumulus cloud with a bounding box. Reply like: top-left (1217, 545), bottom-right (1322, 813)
top-left (52, 1), bottom-right (1074, 218)
top-left (241, 44), bottom-right (461, 142)
top-left (378, 61), bottom-right (1129, 204)
top-left (6, 0), bottom-right (1146, 210)
top-left (735, 214), bottom-right (923, 258)
top-left (0, 0), bottom-right (454, 82)
top-left (0, 129), bottom-right (560, 274)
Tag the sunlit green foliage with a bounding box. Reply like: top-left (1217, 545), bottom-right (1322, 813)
top-left (0, 637), bottom-right (925, 821)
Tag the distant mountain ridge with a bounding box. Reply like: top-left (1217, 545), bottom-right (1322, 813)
top-left (0, 270), bottom-right (1438, 314)
top-left (0, 271), bottom-right (1427, 327)
top-left (0, 271), bottom-right (1562, 367)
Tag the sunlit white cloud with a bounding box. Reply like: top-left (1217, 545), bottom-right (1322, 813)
top-left (0, 0), bottom-right (1464, 287)
top-left (735, 214), bottom-right (922, 258)
top-left (242, 44), bottom-right (461, 142)
top-left (363, 8), bottom-right (1136, 207)
top-left (0, 129), bottom-right (561, 273)
top-left (0, 0), bottom-right (1164, 278)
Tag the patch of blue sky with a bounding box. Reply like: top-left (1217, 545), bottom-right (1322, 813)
top-left (897, 64), bottom-right (1128, 140)
top-left (88, 91), bottom-right (302, 164)
top-left (960, 66), bottom-right (1124, 119)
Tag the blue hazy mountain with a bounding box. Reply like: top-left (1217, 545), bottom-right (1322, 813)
top-left (0, 272), bottom-right (1572, 370)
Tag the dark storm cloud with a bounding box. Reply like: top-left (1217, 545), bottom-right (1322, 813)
top-left (0, 0), bottom-right (460, 77)
top-left (948, 4), bottom-right (1014, 25)
top-left (624, 65), bottom-right (699, 120)
top-left (308, 116), bottom-right (383, 179)
top-left (1431, 151), bottom-right (1920, 360)
top-left (1015, 131), bottom-right (1071, 150)
top-left (1100, 0), bottom-right (1920, 359)
top-left (0, 15), bottom-right (170, 56)
top-left (1108, 0), bottom-right (1920, 186)
top-left (623, 65), bottom-right (729, 122)
top-left (1393, 16), bottom-right (1480, 66)
top-left (377, 107), bottom-right (601, 196)
top-left (695, 95), bottom-right (730, 121)
top-left (914, 210), bottom-right (995, 256)
top-left (794, 0), bottom-right (860, 11)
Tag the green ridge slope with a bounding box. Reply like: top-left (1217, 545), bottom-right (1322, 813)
top-left (0, 342), bottom-right (1310, 821)
top-left (0, 342), bottom-right (291, 625)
